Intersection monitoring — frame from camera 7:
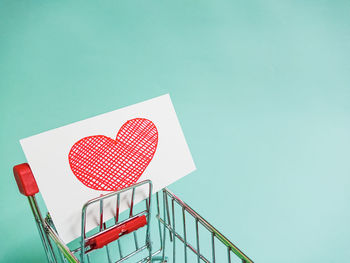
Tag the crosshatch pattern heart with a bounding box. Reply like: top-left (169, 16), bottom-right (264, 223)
top-left (68, 118), bottom-right (158, 191)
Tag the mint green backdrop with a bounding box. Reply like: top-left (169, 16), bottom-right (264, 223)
top-left (1, 0), bottom-right (349, 262)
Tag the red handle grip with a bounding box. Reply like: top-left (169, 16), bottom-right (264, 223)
top-left (86, 215), bottom-right (147, 250)
top-left (13, 163), bottom-right (39, 196)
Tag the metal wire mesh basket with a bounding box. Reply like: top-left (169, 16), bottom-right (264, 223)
top-left (13, 163), bottom-right (253, 263)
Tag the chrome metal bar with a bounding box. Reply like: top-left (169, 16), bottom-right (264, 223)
top-left (116, 193), bottom-right (122, 259)
top-left (106, 246), bottom-right (112, 263)
top-left (45, 214), bottom-right (71, 263)
top-left (99, 197), bottom-right (104, 232)
top-left (182, 207), bottom-right (187, 263)
top-left (46, 222), bottom-right (79, 263)
top-left (117, 239), bottom-right (123, 259)
top-left (172, 199), bottom-right (176, 263)
top-left (133, 232), bottom-right (139, 250)
top-left (211, 232), bottom-right (215, 263)
top-left (27, 197), bottom-right (52, 262)
top-left (129, 188), bottom-right (139, 250)
top-left (196, 219), bottom-right (200, 263)
top-left (156, 192), bottom-right (163, 256)
top-left (129, 188), bottom-right (135, 217)
top-left (115, 193), bottom-right (120, 223)
top-left (161, 190), bottom-right (167, 262)
top-left (146, 182), bottom-right (153, 262)
top-left (29, 196), bottom-right (58, 263)
top-left (81, 202), bottom-right (87, 263)
top-left (165, 193), bottom-right (172, 242)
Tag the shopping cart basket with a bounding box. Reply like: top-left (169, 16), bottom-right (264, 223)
top-left (13, 163), bottom-right (254, 263)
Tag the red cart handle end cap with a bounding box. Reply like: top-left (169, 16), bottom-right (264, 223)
top-left (13, 163), bottom-right (39, 196)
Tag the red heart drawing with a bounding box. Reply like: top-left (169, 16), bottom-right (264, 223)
top-left (68, 118), bottom-right (158, 191)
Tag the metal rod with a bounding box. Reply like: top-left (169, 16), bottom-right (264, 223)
top-left (45, 214), bottom-right (70, 263)
top-left (196, 218), bottom-right (200, 263)
top-left (99, 197), bottom-right (103, 232)
top-left (29, 196), bottom-right (58, 263)
top-left (161, 190), bottom-right (167, 261)
top-left (182, 207), bottom-right (187, 263)
top-left (129, 188), bottom-right (139, 250)
top-left (46, 223), bottom-right (79, 263)
top-left (117, 239), bottom-right (123, 259)
top-left (105, 245), bottom-right (112, 263)
top-left (27, 197), bottom-right (51, 262)
top-left (116, 192), bottom-right (122, 259)
top-left (129, 188), bottom-right (135, 217)
top-left (165, 192), bottom-right (173, 242)
top-left (172, 199), bottom-right (176, 263)
top-left (156, 192), bottom-right (163, 253)
top-left (81, 204), bottom-right (86, 263)
top-left (146, 182), bottom-right (153, 262)
top-left (115, 193), bottom-right (120, 223)
top-left (212, 232), bottom-right (216, 263)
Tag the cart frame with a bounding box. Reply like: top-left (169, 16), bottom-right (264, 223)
top-left (13, 163), bottom-right (254, 263)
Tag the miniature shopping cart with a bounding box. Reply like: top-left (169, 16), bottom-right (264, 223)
top-left (13, 163), bottom-right (254, 263)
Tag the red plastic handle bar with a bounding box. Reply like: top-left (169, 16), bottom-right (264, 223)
top-left (13, 163), bottom-right (39, 197)
top-left (86, 215), bottom-right (147, 250)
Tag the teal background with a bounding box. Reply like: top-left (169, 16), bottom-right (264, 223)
top-left (1, 0), bottom-right (350, 262)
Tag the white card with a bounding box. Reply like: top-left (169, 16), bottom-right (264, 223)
top-left (20, 94), bottom-right (196, 244)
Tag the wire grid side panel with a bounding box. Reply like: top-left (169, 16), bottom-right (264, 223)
top-left (46, 193), bottom-right (164, 263)
top-left (158, 191), bottom-right (246, 263)
top-left (84, 194), bottom-right (153, 263)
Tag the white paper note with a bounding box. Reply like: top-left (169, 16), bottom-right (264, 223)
top-left (20, 94), bottom-right (196, 244)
